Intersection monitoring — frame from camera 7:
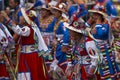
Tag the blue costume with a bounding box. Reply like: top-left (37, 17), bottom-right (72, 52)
top-left (95, 0), bottom-right (118, 17)
top-left (68, 4), bottom-right (88, 21)
top-left (39, 16), bottom-right (56, 48)
top-left (93, 24), bottom-right (109, 40)
top-left (93, 24), bottom-right (120, 80)
top-left (54, 17), bottom-right (70, 64)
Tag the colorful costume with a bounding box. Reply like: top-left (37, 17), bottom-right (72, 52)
top-left (111, 21), bottom-right (120, 63)
top-left (39, 16), bottom-right (55, 48)
top-left (0, 23), bottom-right (14, 80)
top-left (53, 16), bottom-right (70, 65)
top-left (94, 0), bottom-right (118, 17)
top-left (64, 10), bottom-right (98, 79)
top-left (47, 3), bottom-right (70, 79)
top-left (6, 8), bottom-right (49, 80)
top-left (39, 6), bottom-right (56, 74)
top-left (94, 24), bottom-right (120, 80)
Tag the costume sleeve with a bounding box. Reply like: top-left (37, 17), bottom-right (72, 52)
top-left (59, 22), bottom-right (70, 46)
top-left (77, 4), bottom-right (88, 18)
top-left (93, 24), bottom-right (109, 40)
top-left (96, 24), bottom-right (109, 36)
top-left (7, 20), bottom-right (30, 36)
top-left (0, 29), bottom-right (8, 48)
top-left (106, 1), bottom-right (118, 16)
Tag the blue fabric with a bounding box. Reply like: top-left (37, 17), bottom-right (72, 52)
top-left (68, 4), bottom-right (88, 18)
top-left (39, 18), bottom-right (56, 32)
top-left (105, 0), bottom-right (118, 16)
top-left (77, 4), bottom-right (88, 18)
top-left (93, 24), bottom-right (109, 40)
top-left (56, 44), bottom-right (67, 64)
top-left (56, 22), bottom-right (70, 44)
top-left (17, 11), bottom-right (22, 22)
top-left (34, 0), bottom-right (43, 8)
top-left (55, 18), bottom-right (70, 63)
top-left (99, 43), bottom-right (120, 79)
top-left (68, 5), bottom-right (78, 18)
top-left (34, 16), bottom-right (40, 28)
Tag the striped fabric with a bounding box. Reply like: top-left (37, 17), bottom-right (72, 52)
top-left (97, 40), bottom-right (120, 80)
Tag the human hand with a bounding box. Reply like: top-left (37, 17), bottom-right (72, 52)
top-left (90, 27), bottom-right (96, 34)
top-left (50, 59), bottom-right (58, 71)
top-left (51, 38), bottom-right (58, 47)
top-left (1, 11), bottom-right (10, 21)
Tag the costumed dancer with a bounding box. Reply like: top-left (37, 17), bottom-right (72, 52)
top-left (110, 16), bottom-right (120, 64)
top-left (0, 28), bottom-right (10, 80)
top-left (64, 7), bottom-right (99, 79)
top-left (64, 2), bottom-right (98, 80)
top-left (1, 7), bottom-right (49, 80)
top-left (49, 3), bottom-right (70, 80)
top-left (87, 9), bottom-right (120, 80)
top-left (38, 4), bottom-right (56, 76)
top-left (0, 10), bottom-right (15, 80)
top-left (94, 0), bottom-right (118, 25)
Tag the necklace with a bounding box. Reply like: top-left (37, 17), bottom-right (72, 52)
top-left (39, 16), bottom-right (53, 30)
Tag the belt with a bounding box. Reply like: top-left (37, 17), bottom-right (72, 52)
top-left (21, 45), bottom-right (38, 53)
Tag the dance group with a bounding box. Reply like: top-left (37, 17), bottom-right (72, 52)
top-left (0, 0), bottom-right (120, 80)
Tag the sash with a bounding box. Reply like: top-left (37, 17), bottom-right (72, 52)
top-left (31, 22), bottom-right (48, 52)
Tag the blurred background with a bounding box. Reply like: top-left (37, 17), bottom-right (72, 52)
top-left (0, 0), bottom-right (120, 15)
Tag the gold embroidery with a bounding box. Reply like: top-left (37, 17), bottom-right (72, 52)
top-left (54, 17), bottom-right (68, 34)
top-left (39, 16), bottom-right (53, 30)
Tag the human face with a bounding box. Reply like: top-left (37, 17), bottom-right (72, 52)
top-left (9, 0), bottom-right (17, 9)
top-left (51, 9), bottom-right (62, 18)
top-left (6, 7), bottom-right (10, 15)
top-left (69, 30), bottom-right (80, 40)
top-left (41, 9), bottom-right (49, 18)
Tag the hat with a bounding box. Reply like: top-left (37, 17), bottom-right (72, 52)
top-left (51, 3), bottom-right (66, 12)
top-left (64, 18), bottom-right (85, 34)
top-left (88, 10), bottom-right (108, 18)
top-left (21, 8), bottom-right (37, 25)
top-left (48, 1), bottom-right (57, 8)
top-left (67, 5), bottom-right (78, 18)
top-left (25, 0), bottom-right (43, 10)
top-left (41, 4), bottom-right (50, 11)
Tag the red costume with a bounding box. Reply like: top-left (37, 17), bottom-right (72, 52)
top-left (6, 8), bottom-right (49, 80)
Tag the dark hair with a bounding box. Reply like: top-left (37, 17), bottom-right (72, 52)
top-left (14, 0), bottom-right (20, 4)
top-left (99, 14), bottom-right (104, 22)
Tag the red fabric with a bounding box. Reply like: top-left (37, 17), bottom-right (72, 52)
top-left (45, 60), bottom-right (53, 71)
top-left (85, 36), bottom-right (93, 42)
top-left (38, 57), bottom-right (49, 80)
top-left (81, 65), bottom-right (88, 80)
top-left (0, 64), bottom-right (9, 78)
top-left (18, 26), bottom-right (49, 80)
top-left (18, 52), bottom-right (49, 80)
top-left (96, 72), bottom-right (101, 80)
top-left (21, 26), bottom-right (35, 45)
top-left (80, 49), bottom-right (88, 56)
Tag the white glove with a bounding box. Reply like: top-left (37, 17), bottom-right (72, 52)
top-left (50, 59), bottom-right (58, 71)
